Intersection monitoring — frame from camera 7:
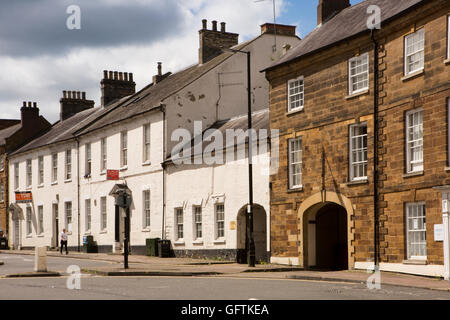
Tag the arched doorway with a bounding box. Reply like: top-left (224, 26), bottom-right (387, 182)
top-left (299, 191), bottom-right (354, 270)
top-left (236, 204), bottom-right (267, 264)
top-left (315, 203), bottom-right (348, 270)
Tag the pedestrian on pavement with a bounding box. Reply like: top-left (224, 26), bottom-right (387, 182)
top-left (60, 228), bottom-right (68, 255)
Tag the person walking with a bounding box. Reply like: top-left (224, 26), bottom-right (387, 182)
top-left (60, 228), bottom-right (68, 255)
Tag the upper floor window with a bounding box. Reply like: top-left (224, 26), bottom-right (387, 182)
top-left (65, 149), bottom-right (72, 180)
top-left (14, 163), bottom-right (19, 189)
top-left (120, 131), bottom-right (128, 167)
top-left (0, 156), bottom-right (4, 171)
top-left (288, 137), bottom-right (302, 189)
top-left (26, 159), bottom-right (32, 187)
top-left (85, 143), bottom-right (91, 176)
top-left (143, 124), bottom-right (151, 163)
top-left (406, 109), bottom-right (423, 173)
top-left (85, 199), bottom-right (91, 232)
top-left (404, 28), bottom-right (424, 75)
top-left (65, 201), bottom-right (72, 232)
top-left (101, 138), bottom-right (107, 172)
top-left (349, 123), bottom-right (368, 181)
top-left (52, 153), bottom-right (58, 183)
top-left (406, 202), bottom-right (427, 260)
top-left (143, 190), bottom-right (151, 229)
top-left (0, 184), bottom-right (4, 202)
top-left (175, 208), bottom-right (183, 240)
top-left (101, 196), bottom-right (107, 231)
top-left (287, 76), bottom-right (304, 112)
top-left (348, 53), bottom-right (369, 95)
top-left (38, 156), bottom-right (44, 185)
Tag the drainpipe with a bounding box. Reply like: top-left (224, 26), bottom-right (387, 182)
top-left (161, 104), bottom-right (167, 240)
top-left (371, 29), bottom-right (379, 268)
top-left (75, 137), bottom-right (81, 252)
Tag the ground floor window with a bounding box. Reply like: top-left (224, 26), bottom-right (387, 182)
top-left (101, 197), bottom-right (107, 231)
top-left (65, 202), bottom-right (72, 232)
top-left (194, 206), bottom-right (202, 239)
top-left (37, 205), bottom-right (44, 235)
top-left (175, 208), bottom-right (183, 240)
top-left (85, 199), bottom-right (91, 232)
top-left (26, 206), bottom-right (32, 235)
top-left (406, 202), bottom-right (426, 259)
top-left (143, 190), bottom-right (151, 228)
top-left (215, 204), bottom-right (225, 239)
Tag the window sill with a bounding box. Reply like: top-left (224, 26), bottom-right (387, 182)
top-left (51, 181), bottom-right (58, 186)
top-left (141, 228), bottom-right (150, 232)
top-left (347, 179), bottom-right (368, 186)
top-left (142, 161), bottom-right (151, 167)
top-left (37, 184), bottom-right (44, 189)
top-left (100, 170), bottom-right (106, 176)
top-left (99, 230), bottom-right (107, 234)
top-left (173, 240), bottom-right (185, 246)
top-left (192, 240), bottom-right (204, 245)
top-left (37, 234), bottom-right (44, 238)
top-left (120, 166), bottom-right (128, 172)
top-left (401, 69), bottom-right (424, 82)
top-left (286, 107), bottom-right (304, 117)
top-left (444, 59), bottom-right (450, 65)
top-left (403, 171), bottom-right (424, 179)
top-left (26, 235), bottom-right (33, 238)
top-left (213, 239), bottom-right (226, 245)
top-left (84, 232), bottom-right (91, 236)
top-left (287, 187), bottom-right (303, 193)
top-left (346, 89), bottom-right (369, 100)
top-left (402, 259), bottom-right (427, 265)
top-left (64, 179), bottom-right (72, 183)
top-left (445, 167), bottom-right (450, 172)
top-left (26, 186), bottom-right (32, 190)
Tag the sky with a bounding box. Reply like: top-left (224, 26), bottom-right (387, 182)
top-left (0, 0), bottom-right (364, 123)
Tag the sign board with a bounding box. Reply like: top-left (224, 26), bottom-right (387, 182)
top-left (443, 200), bottom-right (449, 213)
top-left (107, 170), bottom-right (119, 181)
top-left (229, 221), bottom-right (236, 230)
top-left (15, 191), bottom-right (32, 203)
top-left (434, 224), bottom-right (444, 242)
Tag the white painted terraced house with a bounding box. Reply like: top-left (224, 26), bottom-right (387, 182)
top-left (8, 21), bottom-right (300, 259)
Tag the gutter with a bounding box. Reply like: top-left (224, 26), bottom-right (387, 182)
top-left (371, 29), bottom-right (379, 268)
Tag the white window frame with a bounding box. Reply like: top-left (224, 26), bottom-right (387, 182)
top-left (406, 202), bottom-right (427, 260)
top-left (100, 197), bottom-right (107, 231)
top-left (404, 28), bottom-right (424, 75)
top-left (348, 53), bottom-right (369, 95)
top-left (85, 143), bottom-right (91, 176)
top-left (26, 206), bottom-right (32, 236)
top-left (38, 156), bottom-right (44, 185)
top-left (143, 124), bottom-right (151, 163)
top-left (52, 153), bottom-right (58, 183)
top-left (37, 205), bottom-right (44, 235)
top-left (85, 199), bottom-right (91, 232)
top-left (120, 131), bottom-right (128, 167)
top-left (215, 203), bottom-right (225, 239)
top-left (65, 149), bottom-right (72, 180)
top-left (0, 156), bottom-right (4, 171)
top-left (101, 137), bottom-right (107, 172)
top-left (406, 108), bottom-right (423, 173)
top-left (287, 76), bottom-right (304, 112)
top-left (0, 184), bottom-right (4, 203)
top-left (26, 159), bottom-right (32, 187)
top-left (193, 206), bottom-right (202, 240)
top-left (14, 163), bottom-right (19, 190)
top-left (143, 190), bottom-right (151, 229)
top-left (349, 123), bottom-right (368, 181)
top-left (65, 201), bottom-right (72, 232)
top-left (175, 208), bottom-right (183, 240)
top-left (448, 99), bottom-right (450, 166)
top-left (288, 137), bottom-right (303, 189)
top-left (447, 15), bottom-right (450, 60)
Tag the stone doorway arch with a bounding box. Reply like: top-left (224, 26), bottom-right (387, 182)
top-left (298, 191), bottom-right (355, 269)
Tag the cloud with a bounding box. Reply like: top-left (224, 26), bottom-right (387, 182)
top-left (0, 0), bottom-right (283, 123)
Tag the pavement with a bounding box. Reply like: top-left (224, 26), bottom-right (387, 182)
top-left (1, 249), bottom-right (449, 292)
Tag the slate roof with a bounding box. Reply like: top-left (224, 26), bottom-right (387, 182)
top-left (166, 109), bottom-right (269, 163)
top-left (264, 0), bottom-right (425, 72)
top-left (0, 123), bottom-right (22, 145)
top-left (11, 107), bottom-right (102, 155)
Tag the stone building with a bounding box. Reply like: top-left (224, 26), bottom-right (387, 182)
top-left (0, 105), bottom-right (50, 238)
top-left (264, 0), bottom-right (450, 277)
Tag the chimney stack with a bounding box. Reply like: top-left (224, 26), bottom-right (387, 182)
top-left (60, 91), bottom-right (95, 121)
top-left (101, 70), bottom-right (136, 107)
top-left (317, 0), bottom-right (350, 25)
top-left (260, 23), bottom-right (297, 36)
top-left (198, 19), bottom-right (239, 65)
top-left (20, 101), bottom-right (41, 136)
top-left (152, 62), bottom-right (171, 84)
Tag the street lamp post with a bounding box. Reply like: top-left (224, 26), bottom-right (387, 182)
top-left (224, 48), bottom-right (255, 267)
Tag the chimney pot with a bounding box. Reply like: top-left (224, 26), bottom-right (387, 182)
top-left (23, 101), bottom-right (26, 107)
top-left (157, 62), bottom-right (162, 76)
top-left (119, 72), bottom-right (123, 81)
top-left (72, 91), bottom-right (77, 99)
top-left (63, 90), bottom-right (67, 99)
top-left (76, 91), bottom-right (81, 99)
top-left (129, 73), bottom-right (133, 82)
top-left (28, 101), bottom-right (32, 108)
top-left (114, 71), bottom-right (118, 80)
top-left (124, 72), bottom-right (128, 81)
top-left (103, 70), bottom-right (108, 79)
top-left (109, 71), bottom-right (113, 79)
top-left (82, 92), bottom-right (86, 100)
top-left (220, 22), bottom-right (226, 32)
top-left (202, 19), bottom-right (207, 30)
top-left (33, 102), bottom-right (37, 108)
top-left (212, 20), bottom-right (218, 31)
